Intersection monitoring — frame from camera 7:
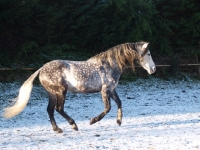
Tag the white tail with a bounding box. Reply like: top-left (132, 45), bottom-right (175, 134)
top-left (2, 69), bottom-right (41, 118)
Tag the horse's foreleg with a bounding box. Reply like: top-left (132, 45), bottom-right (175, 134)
top-left (90, 90), bottom-right (111, 125)
top-left (55, 93), bottom-right (78, 131)
top-left (47, 93), bottom-right (63, 133)
top-left (110, 90), bottom-right (122, 126)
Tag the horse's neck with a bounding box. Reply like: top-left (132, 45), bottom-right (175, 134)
top-left (87, 57), bottom-right (122, 80)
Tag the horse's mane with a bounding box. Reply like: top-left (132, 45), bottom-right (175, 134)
top-left (88, 43), bottom-right (138, 71)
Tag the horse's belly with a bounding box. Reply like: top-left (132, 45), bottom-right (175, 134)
top-left (67, 80), bottom-right (102, 93)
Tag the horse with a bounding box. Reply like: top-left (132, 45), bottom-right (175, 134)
top-left (2, 42), bottom-right (156, 133)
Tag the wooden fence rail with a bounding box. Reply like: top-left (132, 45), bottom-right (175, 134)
top-left (0, 64), bottom-right (200, 70)
top-left (0, 68), bottom-right (37, 71)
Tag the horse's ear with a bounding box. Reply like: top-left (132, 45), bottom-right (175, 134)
top-left (142, 43), bottom-right (149, 49)
top-left (147, 42), bottom-right (150, 47)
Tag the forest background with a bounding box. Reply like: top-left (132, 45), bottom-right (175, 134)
top-left (0, 0), bottom-right (200, 79)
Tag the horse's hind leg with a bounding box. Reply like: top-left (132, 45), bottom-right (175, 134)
top-left (47, 93), bottom-right (63, 133)
top-left (55, 92), bottom-right (78, 131)
top-left (110, 89), bottom-right (122, 126)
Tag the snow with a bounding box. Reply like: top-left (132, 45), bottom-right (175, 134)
top-left (1, 78), bottom-right (200, 149)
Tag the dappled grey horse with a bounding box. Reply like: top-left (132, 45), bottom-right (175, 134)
top-left (3, 42), bottom-right (156, 133)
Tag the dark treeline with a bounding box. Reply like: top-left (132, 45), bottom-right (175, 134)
top-left (0, 0), bottom-right (200, 67)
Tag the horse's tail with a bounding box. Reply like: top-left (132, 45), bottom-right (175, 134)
top-left (2, 68), bottom-right (41, 119)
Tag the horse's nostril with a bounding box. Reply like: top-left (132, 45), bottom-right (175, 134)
top-left (153, 66), bottom-right (156, 71)
top-left (151, 66), bottom-right (156, 73)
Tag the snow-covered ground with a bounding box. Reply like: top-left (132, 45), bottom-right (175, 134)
top-left (1, 78), bottom-right (200, 149)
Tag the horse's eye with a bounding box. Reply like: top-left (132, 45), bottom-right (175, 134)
top-left (147, 53), bottom-right (151, 56)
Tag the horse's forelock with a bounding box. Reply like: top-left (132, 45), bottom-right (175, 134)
top-left (141, 45), bottom-right (149, 57)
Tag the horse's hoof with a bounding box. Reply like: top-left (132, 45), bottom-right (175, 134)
top-left (72, 124), bottom-right (78, 131)
top-left (54, 127), bottom-right (63, 133)
top-left (116, 119), bottom-right (122, 126)
top-left (57, 129), bottom-right (63, 133)
top-left (90, 118), bottom-right (96, 125)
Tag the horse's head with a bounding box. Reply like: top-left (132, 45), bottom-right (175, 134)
top-left (135, 42), bottom-right (156, 74)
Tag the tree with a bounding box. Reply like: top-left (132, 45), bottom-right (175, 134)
top-left (152, 0), bottom-right (200, 55)
top-left (1, 0), bottom-right (199, 67)
top-left (0, 0), bottom-right (39, 66)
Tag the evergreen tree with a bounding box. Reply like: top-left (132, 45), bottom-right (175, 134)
top-left (153, 0), bottom-right (200, 55)
top-left (1, 0), bottom-right (200, 67)
top-left (0, 0), bottom-right (39, 66)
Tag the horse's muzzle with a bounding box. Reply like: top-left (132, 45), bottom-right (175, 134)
top-left (150, 66), bottom-right (156, 74)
